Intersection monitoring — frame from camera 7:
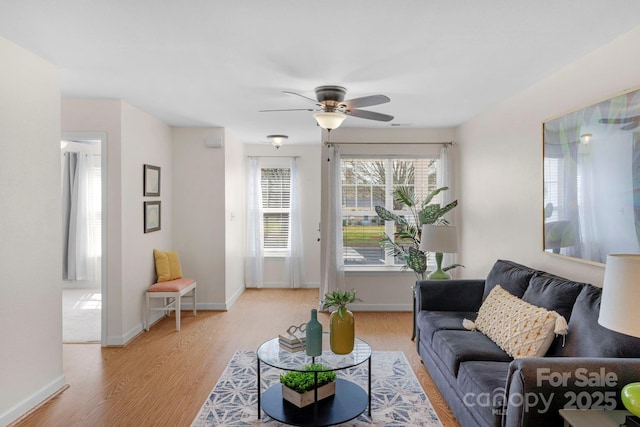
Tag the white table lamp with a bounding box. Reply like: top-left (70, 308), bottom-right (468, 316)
top-left (598, 254), bottom-right (640, 422)
top-left (419, 225), bottom-right (458, 279)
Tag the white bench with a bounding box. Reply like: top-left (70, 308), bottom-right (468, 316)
top-left (145, 278), bottom-right (197, 331)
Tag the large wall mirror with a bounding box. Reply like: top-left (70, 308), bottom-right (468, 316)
top-left (543, 88), bottom-right (640, 264)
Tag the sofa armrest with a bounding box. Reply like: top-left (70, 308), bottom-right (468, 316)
top-left (503, 357), bottom-right (640, 427)
top-left (415, 279), bottom-right (485, 312)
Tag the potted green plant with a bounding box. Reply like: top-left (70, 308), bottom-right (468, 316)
top-left (375, 186), bottom-right (462, 280)
top-left (322, 290), bottom-right (359, 354)
top-left (280, 364), bottom-right (337, 408)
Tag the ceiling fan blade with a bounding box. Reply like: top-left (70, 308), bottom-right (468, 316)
top-left (346, 108), bottom-right (394, 122)
top-left (341, 94), bottom-right (390, 109)
top-left (283, 90), bottom-right (321, 105)
top-left (620, 122), bottom-right (640, 131)
top-left (259, 108), bottom-right (315, 112)
top-left (599, 116), bottom-right (638, 124)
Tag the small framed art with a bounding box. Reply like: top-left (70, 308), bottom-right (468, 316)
top-left (143, 164), bottom-right (161, 196)
top-left (144, 201), bottom-right (161, 233)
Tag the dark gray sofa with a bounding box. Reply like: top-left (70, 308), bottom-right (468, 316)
top-left (415, 259), bottom-right (640, 427)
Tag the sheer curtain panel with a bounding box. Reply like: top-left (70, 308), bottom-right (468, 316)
top-left (245, 158), bottom-right (264, 287)
top-left (286, 158), bottom-right (306, 287)
top-left (62, 152), bottom-right (97, 281)
top-left (321, 145), bottom-right (345, 299)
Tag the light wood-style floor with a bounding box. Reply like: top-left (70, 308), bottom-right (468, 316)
top-left (16, 289), bottom-right (460, 427)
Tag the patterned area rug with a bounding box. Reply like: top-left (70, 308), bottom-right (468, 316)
top-left (192, 350), bottom-right (442, 426)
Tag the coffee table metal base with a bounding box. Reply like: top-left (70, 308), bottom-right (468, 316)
top-left (261, 379), bottom-right (368, 426)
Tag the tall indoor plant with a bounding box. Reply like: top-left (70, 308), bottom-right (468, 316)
top-left (375, 186), bottom-right (462, 280)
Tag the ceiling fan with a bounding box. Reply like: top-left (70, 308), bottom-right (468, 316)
top-left (599, 115), bottom-right (640, 131)
top-left (260, 85), bottom-right (394, 129)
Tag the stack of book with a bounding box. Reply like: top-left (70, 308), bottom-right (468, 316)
top-left (279, 332), bottom-right (306, 352)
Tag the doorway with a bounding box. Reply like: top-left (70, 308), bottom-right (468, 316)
top-left (61, 132), bottom-right (107, 345)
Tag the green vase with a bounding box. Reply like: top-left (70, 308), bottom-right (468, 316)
top-left (329, 308), bottom-right (354, 355)
top-left (305, 309), bottom-right (322, 357)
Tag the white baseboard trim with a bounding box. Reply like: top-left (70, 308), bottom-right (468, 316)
top-left (225, 286), bottom-right (244, 310)
top-left (2, 375), bottom-right (66, 427)
top-left (245, 282), bottom-right (320, 289)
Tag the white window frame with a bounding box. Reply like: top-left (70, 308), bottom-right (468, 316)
top-left (260, 160), bottom-right (291, 257)
top-left (340, 156), bottom-right (440, 270)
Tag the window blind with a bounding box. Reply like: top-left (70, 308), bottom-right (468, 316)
top-left (261, 168), bottom-right (291, 250)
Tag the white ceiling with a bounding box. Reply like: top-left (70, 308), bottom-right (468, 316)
top-left (2, 1), bottom-right (640, 145)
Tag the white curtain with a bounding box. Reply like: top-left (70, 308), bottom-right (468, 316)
top-left (321, 145), bottom-right (345, 299)
top-left (245, 158), bottom-right (264, 287)
top-left (62, 152), bottom-right (96, 281)
top-left (286, 158), bottom-right (306, 287)
top-left (438, 144), bottom-right (458, 276)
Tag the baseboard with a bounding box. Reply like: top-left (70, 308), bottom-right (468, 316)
top-left (2, 375), bottom-right (67, 427)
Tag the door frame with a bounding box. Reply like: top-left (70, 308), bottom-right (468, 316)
top-left (62, 131), bottom-right (108, 346)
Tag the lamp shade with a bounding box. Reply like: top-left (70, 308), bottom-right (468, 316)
top-left (598, 254), bottom-right (640, 338)
top-left (313, 112), bottom-right (346, 130)
top-left (419, 225), bottom-right (458, 253)
top-left (267, 134), bottom-right (288, 148)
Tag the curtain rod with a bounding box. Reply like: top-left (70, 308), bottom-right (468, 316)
top-left (247, 155), bottom-right (300, 158)
top-left (324, 141), bottom-right (454, 146)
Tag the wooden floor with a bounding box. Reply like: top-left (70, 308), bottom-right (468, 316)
top-left (16, 289), bottom-right (460, 427)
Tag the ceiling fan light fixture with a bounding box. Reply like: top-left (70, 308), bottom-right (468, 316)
top-left (313, 112), bottom-right (346, 130)
top-left (267, 134), bottom-right (288, 149)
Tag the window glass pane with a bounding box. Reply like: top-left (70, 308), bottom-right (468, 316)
top-left (372, 185), bottom-right (385, 207)
top-left (342, 160), bottom-right (356, 185)
top-left (393, 160), bottom-right (415, 185)
top-left (356, 186), bottom-right (372, 211)
top-left (263, 213), bottom-right (289, 249)
top-left (261, 168), bottom-right (290, 209)
top-left (343, 215), bottom-right (385, 265)
top-left (342, 186), bottom-right (356, 210)
top-left (261, 167), bottom-right (291, 251)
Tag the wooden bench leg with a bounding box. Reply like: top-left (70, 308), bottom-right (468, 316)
top-left (175, 291), bottom-right (181, 331)
top-left (193, 287), bottom-right (197, 317)
top-left (145, 292), bottom-right (151, 331)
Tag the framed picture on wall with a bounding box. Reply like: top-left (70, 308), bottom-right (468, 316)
top-left (542, 87), bottom-right (640, 264)
top-left (144, 201), bottom-right (161, 233)
top-left (143, 164), bottom-right (161, 196)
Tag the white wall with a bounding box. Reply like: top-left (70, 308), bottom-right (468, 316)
top-left (320, 127), bottom-right (457, 310)
top-left (120, 102), bottom-right (173, 338)
top-left (172, 127), bottom-right (227, 308)
top-left (0, 37), bottom-right (64, 426)
top-left (224, 131), bottom-right (246, 304)
top-left (457, 25), bottom-right (640, 285)
top-left (62, 99), bottom-right (173, 344)
top-left (244, 143), bottom-right (322, 288)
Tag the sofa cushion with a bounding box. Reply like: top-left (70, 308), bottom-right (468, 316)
top-left (522, 274), bottom-right (586, 321)
top-left (457, 361), bottom-right (510, 425)
top-left (417, 311), bottom-right (478, 341)
top-left (473, 285), bottom-right (566, 359)
top-left (484, 259), bottom-right (537, 300)
top-left (431, 330), bottom-right (511, 377)
top-left (551, 284), bottom-right (640, 357)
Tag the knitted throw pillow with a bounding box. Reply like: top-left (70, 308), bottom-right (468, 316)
top-left (463, 285), bottom-right (568, 359)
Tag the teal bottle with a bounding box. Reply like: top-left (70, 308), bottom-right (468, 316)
top-left (306, 309), bottom-right (322, 356)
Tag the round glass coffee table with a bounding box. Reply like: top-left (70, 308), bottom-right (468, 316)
top-left (256, 333), bottom-right (372, 426)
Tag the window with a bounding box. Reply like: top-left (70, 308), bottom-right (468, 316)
top-left (261, 167), bottom-right (291, 255)
top-left (341, 158), bottom-right (440, 266)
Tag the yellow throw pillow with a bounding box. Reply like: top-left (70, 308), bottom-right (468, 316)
top-left (464, 285), bottom-right (568, 359)
top-left (153, 249), bottom-right (183, 282)
top-left (166, 251), bottom-right (183, 280)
